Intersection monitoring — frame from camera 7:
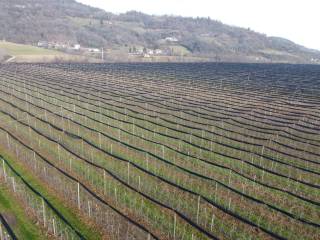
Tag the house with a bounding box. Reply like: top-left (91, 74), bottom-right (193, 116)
top-left (73, 44), bottom-right (81, 50)
top-left (87, 48), bottom-right (100, 53)
top-left (37, 41), bottom-right (49, 48)
top-left (14, 4), bottom-right (26, 9)
top-left (54, 43), bottom-right (68, 49)
top-left (147, 49), bottom-right (154, 55)
top-left (154, 49), bottom-right (163, 55)
top-left (165, 37), bottom-right (179, 42)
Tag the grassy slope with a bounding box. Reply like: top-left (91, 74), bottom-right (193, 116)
top-left (0, 146), bottom-right (103, 240)
top-left (0, 41), bottom-right (65, 56)
top-left (0, 41), bottom-right (95, 63)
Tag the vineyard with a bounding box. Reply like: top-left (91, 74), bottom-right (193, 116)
top-left (0, 62), bottom-right (319, 240)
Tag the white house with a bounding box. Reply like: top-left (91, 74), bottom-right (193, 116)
top-left (37, 41), bottom-right (49, 48)
top-left (155, 49), bottom-right (163, 55)
top-left (88, 48), bottom-right (100, 53)
top-left (147, 49), bottom-right (154, 55)
top-left (165, 37), bottom-right (179, 42)
top-left (73, 44), bottom-right (81, 50)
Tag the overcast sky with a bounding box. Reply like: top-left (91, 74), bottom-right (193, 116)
top-left (77, 0), bottom-right (320, 50)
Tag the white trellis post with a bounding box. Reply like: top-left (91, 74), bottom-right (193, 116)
top-left (2, 159), bottom-right (7, 182)
top-left (77, 182), bottom-right (81, 210)
top-left (52, 218), bottom-right (56, 236)
top-left (33, 151), bottom-right (37, 170)
top-left (162, 145), bottom-right (165, 158)
top-left (138, 176), bottom-right (141, 191)
top-left (88, 201), bottom-right (91, 218)
top-left (58, 144), bottom-right (61, 162)
top-left (114, 187), bottom-right (118, 205)
top-left (42, 198), bottom-right (46, 227)
top-left (146, 153), bottom-right (149, 171)
top-left (173, 213), bottom-right (177, 240)
top-left (210, 213), bottom-right (215, 232)
top-left (103, 169), bottom-right (106, 195)
top-left (127, 162), bottom-right (130, 183)
top-left (196, 195), bottom-right (201, 224)
top-left (6, 133), bottom-right (10, 149)
top-left (11, 177), bottom-right (16, 193)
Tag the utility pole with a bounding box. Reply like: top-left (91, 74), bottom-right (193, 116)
top-left (101, 48), bottom-right (104, 61)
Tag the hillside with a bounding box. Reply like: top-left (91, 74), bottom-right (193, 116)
top-left (0, 0), bottom-right (320, 63)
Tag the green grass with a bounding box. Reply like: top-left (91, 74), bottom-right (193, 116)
top-left (0, 185), bottom-right (45, 240)
top-left (0, 148), bottom-right (102, 240)
top-left (0, 41), bottom-right (65, 56)
top-left (0, 41), bottom-right (98, 63)
top-left (169, 45), bottom-right (191, 56)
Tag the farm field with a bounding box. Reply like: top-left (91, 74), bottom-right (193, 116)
top-left (0, 62), bottom-right (319, 240)
top-left (0, 42), bottom-right (96, 63)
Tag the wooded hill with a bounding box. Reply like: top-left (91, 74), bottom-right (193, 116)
top-left (0, 0), bottom-right (319, 63)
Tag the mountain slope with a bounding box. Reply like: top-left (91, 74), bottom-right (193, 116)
top-left (0, 0), bottom-right (319, 63)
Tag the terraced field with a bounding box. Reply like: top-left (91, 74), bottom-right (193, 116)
top-left (0, 63), bottom-right (319, 240)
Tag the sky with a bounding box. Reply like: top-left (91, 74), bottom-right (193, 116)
top-left (77, 0), bottom-right (320, 50)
